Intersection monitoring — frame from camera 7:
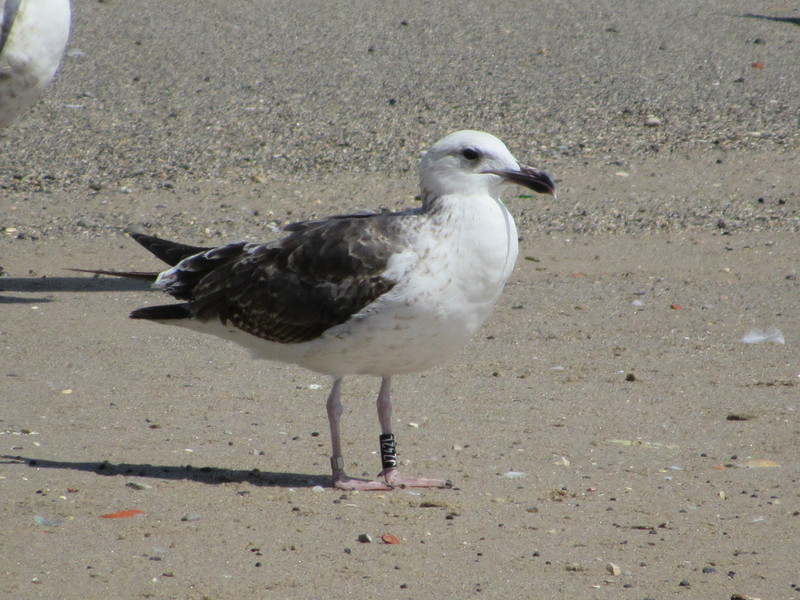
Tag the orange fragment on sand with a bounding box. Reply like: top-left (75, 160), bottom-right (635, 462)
top-left (381, 533), bottom-right (401, 544)
top-left (670, 304), bottom-right (683, 310)
top-left (751, 62), bottom-right (765, 69)
top-left (101, 509), bottom-right (145, 519)
top-left (713, 464), bottom-right (726, 471)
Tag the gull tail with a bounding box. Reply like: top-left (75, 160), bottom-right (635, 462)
top-left (124, 234), bottom-right (210, 321)
top-left (71, 233), bottom-right (213, 321)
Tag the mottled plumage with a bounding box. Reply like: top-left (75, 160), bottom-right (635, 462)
top-left (135, 213), bottom-right (411, 344)
top-left (87, 131), bottom-right (556, 491)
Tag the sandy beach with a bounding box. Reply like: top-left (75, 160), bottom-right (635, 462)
top-left (1, 1), bottom-right (798, 599)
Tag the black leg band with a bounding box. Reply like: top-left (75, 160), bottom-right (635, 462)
top-left (379, 433), bottom-right (397, 469)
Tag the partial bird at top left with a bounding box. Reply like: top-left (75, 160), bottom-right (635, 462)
top-left (0, 0), bottom-right (71, 127)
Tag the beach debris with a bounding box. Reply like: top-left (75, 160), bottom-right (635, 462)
top-left (741, 327), bottom-right (784, 344)
top-left (644, 115), bottom-right (662, 127)
top-left (669, 303), bottom-right (683, 310)
top-left (726, 413), bottom-right (756, 421)
top-left (608, 439), bottom-right (678, 450)
top-left (751, 62), bottom-right (765, 69)
top-left (311, 485), bottom-right (325, 493)
top-left (503, 470), bottom-right (527, 479)
top-left (731, 594), bottom-right (761, 600)
top-left (606, 562), bottom-right (621, 576)
top-left (101, 509), bottom-right (145, 519)
top-left (381, 533), bottom-right (401, 544)
top-left (743, 459), bottom-right (780, 468)
top-left (416, 501), bottom-right (446, 508)
top-left (125, 481), bottom-right (151, 490)
top-left (180, 514), bottom-right (202, 522)
top-left (357, 533), bottom-right (372, 543)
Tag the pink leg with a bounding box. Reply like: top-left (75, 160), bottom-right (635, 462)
top-left (375, 376), bottom-right (449, 489)
top-left (326, 378), bottom-right (391, 491)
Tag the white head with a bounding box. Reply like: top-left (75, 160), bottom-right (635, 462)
top-left (419, 130), bottom-right (555, 202)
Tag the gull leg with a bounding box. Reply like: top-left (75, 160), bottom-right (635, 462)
top-left (376, 376), bottom-right (449, 488)
top-left (326, 377), bottom-right (391, 491)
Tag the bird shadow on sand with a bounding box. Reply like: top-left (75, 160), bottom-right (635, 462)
top-left (0, 275), bottom-right (151, 303)
top-left (742, 13), bottom-right (800, 26)
top-left (2, 455), bottom-right (331, 489)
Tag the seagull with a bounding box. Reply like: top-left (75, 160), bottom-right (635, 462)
top-left (0, 0), bottom-right (71, 127)
top-left (81, 131), bottom-right (556, 491)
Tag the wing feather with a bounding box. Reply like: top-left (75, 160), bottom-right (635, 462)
top-left (154, 213), bottom-right (409, 343)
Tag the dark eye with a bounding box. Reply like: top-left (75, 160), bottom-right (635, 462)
top-left (461, 148), bottom-right (479, 160)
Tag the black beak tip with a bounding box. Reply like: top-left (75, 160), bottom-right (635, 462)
top-left (492, 165), bottom-right (557, 198)
top-left (531, 171), bottom-right (557, 197)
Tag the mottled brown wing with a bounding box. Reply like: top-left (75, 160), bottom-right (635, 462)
top-left (161, 213), bottom-right (408, 343)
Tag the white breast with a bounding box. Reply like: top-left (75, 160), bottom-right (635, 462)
top-left (292, 193), bottom-right (519, 376)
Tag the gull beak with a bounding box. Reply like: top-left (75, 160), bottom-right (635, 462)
top-left (487, 165), bottom-right (557, 198)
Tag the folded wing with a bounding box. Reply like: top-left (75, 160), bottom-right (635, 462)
top-left (134, 214), bottom-right (408, 344)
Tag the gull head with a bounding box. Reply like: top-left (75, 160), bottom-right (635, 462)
top-left (419, 130), bottom-right (556, 201)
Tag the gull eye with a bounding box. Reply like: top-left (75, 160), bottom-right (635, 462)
top-left (461, 148), bottom-right (479, 160)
